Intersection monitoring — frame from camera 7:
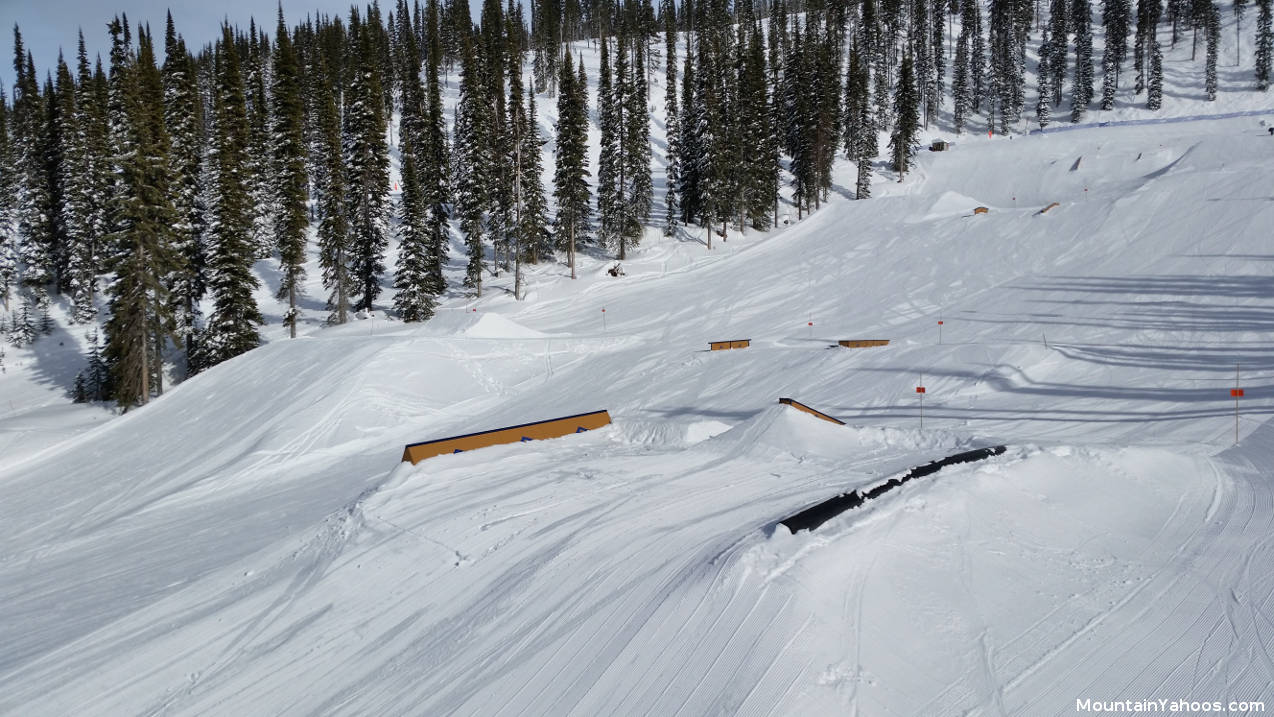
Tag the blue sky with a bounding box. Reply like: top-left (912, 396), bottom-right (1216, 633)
top-left (1, 1), bottom-right (372, 91)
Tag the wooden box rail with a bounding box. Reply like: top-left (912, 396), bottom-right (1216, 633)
top-left (709, 339), bottom-right (751, 351)
top-left (837, 339), bottom-right (890, 348)
top-left (778, 397), bottom-right (845, 425)
top-left (401, 410), bottom-right (612, 465)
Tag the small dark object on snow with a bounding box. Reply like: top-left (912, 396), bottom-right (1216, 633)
top-left (1268, 127), bottom-right (1273, 136)
top-left (608, 263), bottom-right (625, 277)
top-left (930, 139), bottom-right (949, 151)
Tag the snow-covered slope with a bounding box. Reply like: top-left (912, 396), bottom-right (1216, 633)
top-left (3, 108), bottom-right (1274, 715)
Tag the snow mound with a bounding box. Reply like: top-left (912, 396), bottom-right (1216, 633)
top-left (463, 313), bottom-right (548, 339)
top-left (919, 190), bottom-right (988, 221)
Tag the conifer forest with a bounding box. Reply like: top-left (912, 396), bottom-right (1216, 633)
top-left (1, 0), bottom-right (1270, 409)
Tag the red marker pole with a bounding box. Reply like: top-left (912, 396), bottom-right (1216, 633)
top-left (1233, 364), bottom-right (1243, 444)
top-left (602, 308), bottom-right (607, 332)
top-left (916, 374), bottom-right (926, 430)
top-left (808, 319), bottom-right (813, 339)
top-left (938, 320), bottom-right (944, 345)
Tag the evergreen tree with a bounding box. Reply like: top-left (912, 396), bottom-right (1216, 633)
top-left (844, 39), bottom-right (874, 198)
top-left (202, 26), bottom-right (263, 367)
top-left (662, 0), bottom-right (680, 236)
top-left (422, 0), bottom-right (452, 295)
top-left (1205, 1), bottom-right (1219, 99)
top-left (13, 29), bottom-right (55, 295)
top-left (1147, 22), bottom-right (1164, 107)
top-left (315, 54), bottom-right (352, 324)
top-left (1072, 0), bottom-right (1094, 120)
top-left (953, 0), bottom-right (973, 132)
top-left (890, 53), bottom-right (920, 179)
top-left (162, 15), bottom-right (205, 363)
top-left (1046, 0), bottom-right (1069, 106)
top-left (456, 41), bottom-right (489, 295)
top-left (1102, 0), bottom-right (1132, 109)
top-left (518, 87), bottom-right (550, 264)
top-left (618, 34), bottom-right (652, 258)
top-left (344, 14), bottom-right (391, 312)
top-left (393, 136), bottom-right (439, 320)
top-left (102, 24), bottom-right (181, 407)
top-left (0, 88), bottom-right (17, 310)
top-left (1258, 0), bottom-right (1273, 90)
top-left (596, 37), bottom-right (619, 248)
top-left (273, 8), bottom-right (310, 337)
top-left (677, 39), bottom-right (703, 227)
top-left (59, 41), bottom-right (101, 323)
top-left (553, 52), bottom-right (591, 279)
top-left (245, 22), bottom-right (275, 258)
top-left (1037, 26), bottom-right (1054, 127)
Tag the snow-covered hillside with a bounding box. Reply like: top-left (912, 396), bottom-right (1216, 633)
top-left (4, 8), bottom-right (1274, 714)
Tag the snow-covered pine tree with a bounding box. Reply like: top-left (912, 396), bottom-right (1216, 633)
top-left (50, 54), bottom-right (75, 297)
top-left (678, 39), bottom-right (703, 227)
top-left (971, 0), bottom-right (988, 114)
top-left (456, 41), bottom-right (489, 296)
top-left (741, 16), bottom-right (773, 229)
top-left (273, 8), bottom-right (309, 338)
top-left (344, 13), bottom-right (391, 313)
top-left (1046, 0), bottom-right (1069, 106)
top-left (518, 87), bottom-right (550, 264)
top-left (0, 88), bottom-right (17, 310)
top-left (1037, 26), bottom-right (1054, 127)
top-left (65, 32), bottom-right (109, 325)
top-left (890, 53), bottom-right (920, 179)
top-left (1147, 22), bottom-right (1164, 107)
top-left (201, 25), bottom-right (263, 367)
top-left (422, 0), bottom-right (451, 295)
top-left (394, 135), bottom-right (438, 320)
top-left (767, 1), bottom-right (783, 225)
top-left (596, 37), bottom-right (619, 249)
top-left (553, 52), bottom-right (591, 279)
top-left (1102, 0), bottom-right (1132, 109)
top-left (102, 25), bottom-right (181, 408)
top-left (1071, 0), bottom-right (1094, 121)
top-left (663, 0), bottom-right (680, 236)
top-left (314, 53), bottom-right (352, 325)
top-left (161, 16), bottom-right (205, 362)
top-left (1257, 0), bottom-right (1273, 90)
top-left (619, 33), bottom-right (652, 258)
top-left (953, 0), bottom-right (972, 132)
top-left (13, 29), bottom-right (55, 296)
top-left (1205, 1), bottom-right (1219, 99)
top-left (244, 22), bottom-right (275, 259)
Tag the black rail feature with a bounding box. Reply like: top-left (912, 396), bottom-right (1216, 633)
top-left (779, 445), bottom-right (1008, 534)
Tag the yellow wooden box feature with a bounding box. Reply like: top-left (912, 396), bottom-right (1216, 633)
top-left (1039, 202), bottom-right (1060, 214)
top-left (973, 206), bottom-right (990, 215)
top-left (709, 339), bottom-right (751, 351)
top-left (837, 339), bottom-right (890, 348)
top-left (778, 397), bottom-right (845, 425)
top-left (401, 410), bottom-right (612, 465)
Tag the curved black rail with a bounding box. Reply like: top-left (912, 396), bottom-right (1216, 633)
top-left (779, 445), bottom-right (1008, 534)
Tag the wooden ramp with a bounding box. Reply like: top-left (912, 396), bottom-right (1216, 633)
top-left (402, 410), bottom-right (612, 465)
top-left (1038, 202), bottom-right (1060, 214)
top-left (837, 339), bottom-right (890, 349)
top-left (778, 397), bottom-right (845, 425)
top-left (709, 339), bottom-right (751, 351)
